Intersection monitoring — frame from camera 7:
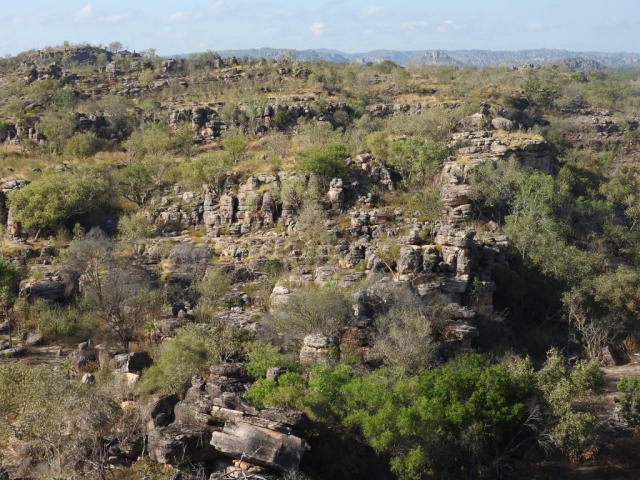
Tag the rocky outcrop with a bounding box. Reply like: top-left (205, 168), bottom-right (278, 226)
top-left (327, 178), bottom-right (345, 210)
top-left (211, 422), bottom-right (306, 472)
top-left (449, 130), bottom-right (553, 174)
top-left (145, 363), bottom-right (308, 473)
top-left (68, 341), bottom-right (98, 372)
top-left (148, 424), bottom-right (219, 465)
top-left (300, 334), bottom-right (339, 366)
top-left (114, 351), bottom-right (154, 374)
top-left (20, 271), bottom-right (76, 303)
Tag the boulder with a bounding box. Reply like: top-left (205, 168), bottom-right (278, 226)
top-left (260, 407), bottom-right (310, 431)
top-left (115, 351), bottom-right (154, 373)
top-left (206, 363), bottom-right (250, 398)
top-left (211, 422), bottom-right (306, 472)
top-left (366, 278), bottom-right (415, 307)
top-left (398, 246), bottom-right (422, 275)
top-left (601, 345), bottom-right (619, 367)
top-left (327, 178), bottom-right (345, 209)
top-left (155, 314), bottom-right (189, 337)
top-left (21, 278), bottom-right (70, 302)
top-left (460, 113), bottom-right (488, 130)
top-left (300, 334), bottom-right (339, 366)
top-left (24, 332), bottom-right (44, 346)
top-left (491, 117), bottom-right (514, 131)
top-left (148, 394), bottom-right (180, 429)
top-left (148, 424), bottom-right (219, 465)
top-left (0, 346), bottom-right (26, 358)
top-left (68, 343), bottom-right (98, 372)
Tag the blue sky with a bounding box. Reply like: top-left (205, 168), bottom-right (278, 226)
top-left (1, 1), bottom-right (638, 56)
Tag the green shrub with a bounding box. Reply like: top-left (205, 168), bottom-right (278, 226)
top-left (178, 151), bottom-right (232, 190)
top-left (247, 371), bottom-right (306, 410)
top-left (65, 131), bottom-right (104, 159)
top-left (343, 354), bottom-right (530, 479)
top-left (297, 143), bottom-right (349, 179)
top-left (618, 376), bottom-right (640, 426)
top-left (265, 286), bottom-right (352, 343)
top-left (38, 110), bottom-right (76, 154)
top-left (137, 324), bottom-right (253, 395)
top-left (116, 163), bottom-right (154, 206)
top-left (52, 90), bottom-right (77, 110)
top-left (34, 300), bottom-right (96, 338)
top-left (387, 137), bottom-right (449, 188)
top-left (245, 343), bottom-right (301, 380)
top-left (7, 168), bottom-right (112, 237)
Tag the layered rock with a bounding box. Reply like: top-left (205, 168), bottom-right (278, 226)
top-left (147, 363), bottom-right (308, 473)
top-left (300, 334), bottom-right (339, 366)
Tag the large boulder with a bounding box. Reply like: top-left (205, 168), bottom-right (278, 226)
top-left (114, 351), bottom-right (154, 373)
top-left (211, 422), bottom-right (306, 472)
top-left (206, 363), bottom-right (250, 398)
top-left (0, 346), bottom-right (26, 358)
top-left (21, 278), bottom-right (71, 303)
top-left (147, 394), bottom-right (180, 429)
top-left (491, 117), bottom-right (514, 131)
top-left (300, 334), bottom-right (339, 366)
top-left (365, 278), bottom-right (415, 308)
top-left (148, 423), bottom-right (219, 465)
top-left (398, 246), bottom-right (422, 275)
top-left (460, 113), bottom-right (488, 130)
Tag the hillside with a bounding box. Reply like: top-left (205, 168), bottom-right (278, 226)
top-left (0, 43), bottom-right (639, 480)
top-left (206, 47), bottom-right (640, 68)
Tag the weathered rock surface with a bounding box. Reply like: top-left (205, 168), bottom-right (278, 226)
top-left (300, 334), bottom-right (339, 366)
top-left (148, 424), bottom-right (219, 464)
top-left (143, 362), bottom-right (309, 473)
top-left (211, 422), bottom-right (306, 472)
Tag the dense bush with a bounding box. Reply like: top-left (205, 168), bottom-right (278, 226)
top-left (297, 143), bottom-right (349, 179)
top-left (37, 110), bottom-right (76, 154)
top-left (65, 131), bottom-right (105, 158)
top-left (7, 169), bottom-right (112, 237)
top-left (265, 286), bottom-right (352, 344)
top-left (0, 363), bottom-right (126, 474)
top-left (618, 376), bottom-right (640, 426)
top-left (137, 324), bottom-right (253, 395)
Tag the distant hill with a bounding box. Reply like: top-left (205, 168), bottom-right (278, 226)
top-left (192, 47), bottom-right (640, 69)
top-left (554, 57), bottom-right (605, 70)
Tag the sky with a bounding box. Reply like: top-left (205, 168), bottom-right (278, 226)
top-left (0, 0), bottom-right (638, 57)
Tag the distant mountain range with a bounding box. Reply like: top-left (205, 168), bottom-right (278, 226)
top-left (188, 48), bottom-right (640, 68)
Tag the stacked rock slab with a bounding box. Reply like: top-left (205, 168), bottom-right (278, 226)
top-left (148, 363), bottom-right (308, 473)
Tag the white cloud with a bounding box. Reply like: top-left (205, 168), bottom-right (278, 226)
top-left (401, 20), bottom-right (427, 31)
top-left (264, 27), bottom-right (281, 36)
top-left (309, 22), bottom-right (324, 36)
top-left (164, 11), bottom-right (190, 23)
top-left (360, 5), bottom-right (386, 18)
top-left (361, 28), bottom-right (375, 37)
top-left (527, 22), bottom-right (544, 30)
top-left (11, 16), bottom-right (45, 26)
top-left (74, 3), bottom-right (94, 21)
top-left (209, 1), bottom-right (229, 14)
top-left (436, 20), bottom-right (466, 33)
top-left (102, 13), bottom-right (131, 25)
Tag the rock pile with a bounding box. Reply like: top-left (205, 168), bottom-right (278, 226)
top-left (148, 363), bottom-right (309, 474)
